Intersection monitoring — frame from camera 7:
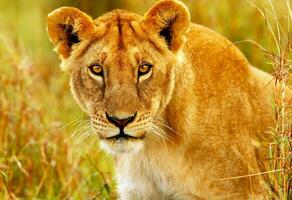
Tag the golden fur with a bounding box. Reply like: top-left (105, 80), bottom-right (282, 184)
top-left (47, 0), bottom-right (277, 199)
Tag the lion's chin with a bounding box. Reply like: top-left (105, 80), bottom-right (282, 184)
top-left (100, 138), bottom-right (145, 154)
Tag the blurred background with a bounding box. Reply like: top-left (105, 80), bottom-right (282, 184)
top-left (0, 0), bottom-right (290, 199)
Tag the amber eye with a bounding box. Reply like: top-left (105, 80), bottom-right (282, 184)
top-left (138, 64), bottom-right (153, 77)
top-left (88, 65), bottom-right (103, 76)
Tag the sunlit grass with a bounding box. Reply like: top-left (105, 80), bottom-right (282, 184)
top-left (0, 19), bottom-right (115, 200)
top-left (260, 1), bottom-right (292, 198)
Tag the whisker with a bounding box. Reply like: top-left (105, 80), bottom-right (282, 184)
top-left (68, 120), bottom-right (92, 143)
top-left (72, 126), bottom-right (93, 145)
top-left (130, 125), bottom-right (150, 132)
top-left (59, 117), bottom-right (88, 131)
top-left (79, 128), bottom-right (95, 143)
top-left (153, 118), bottom-right (182, 136)
top-left (150, 124), bottom-right (172, 151)
top-left (72, 126), bottom-right (95, 148)
top-left (150, 123), bottom-right (173, 144)
top-left (91, 125), bottom-right (113, 132)
top-left (65, 120), bottom-right (90, 143)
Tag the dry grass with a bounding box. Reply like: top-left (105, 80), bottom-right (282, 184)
top-left (260, 1), bottom-right (292, 198)
top-left (0, 0), bottom-right (291, 199)
top-left (0, 22), bottom-right (115, 199)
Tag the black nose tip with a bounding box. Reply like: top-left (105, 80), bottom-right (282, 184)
top-left (106, 112), bottom-right (137, 129)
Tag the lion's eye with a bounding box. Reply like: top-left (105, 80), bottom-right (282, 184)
top-left (138, 64), bottom-right (153, 77)
top-left (88, 65), bottom-right (103, 76)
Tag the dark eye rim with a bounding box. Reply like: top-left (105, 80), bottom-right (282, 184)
top-left (88, 64), bottom-right (103, 76)
top-left (138, 63), bottom-right (153, 76)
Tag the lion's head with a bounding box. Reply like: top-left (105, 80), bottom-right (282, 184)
top-left (47, 0), bottom-right (190, 154)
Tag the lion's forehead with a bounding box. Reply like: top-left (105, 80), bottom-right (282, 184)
top-left (84, 45), bottom-right (146, 69)
top-left (94, 10), bottom-right (143, 50)
top-left (95, 9), bottom-right (141, 24)
top-left (83, 31), bottom-right (156, 70)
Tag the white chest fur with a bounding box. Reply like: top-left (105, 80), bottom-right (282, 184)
top-left (115, 152), bottom-right (197, 200)
top-left (116, 160), bottom-right (160, 199)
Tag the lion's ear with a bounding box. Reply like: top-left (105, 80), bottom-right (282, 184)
top-left (141, 0), bottom-right (190, 52)
top-left (47, 7), bottom-right (95, 58)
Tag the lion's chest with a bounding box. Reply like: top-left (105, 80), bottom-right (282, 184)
top-left (115, 156), bottom-right (179, 199)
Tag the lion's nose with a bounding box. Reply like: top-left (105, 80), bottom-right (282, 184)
top-left (106, 112), bottom-right (137, 129)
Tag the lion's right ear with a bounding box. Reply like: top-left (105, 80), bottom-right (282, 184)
top-left (47, 7), bottom-right (95, 59)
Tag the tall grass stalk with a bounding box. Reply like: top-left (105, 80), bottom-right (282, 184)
top-left (251, 0), bottom-right (292, 199)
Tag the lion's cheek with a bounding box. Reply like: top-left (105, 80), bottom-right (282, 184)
top-left (160, 71), bottom-right (176, 111)
top-left (150, 97), bottom-right (161, 115)
top-left (70, 77), bottom-right (89, 113)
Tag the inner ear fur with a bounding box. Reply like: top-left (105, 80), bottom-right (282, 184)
top-left (140, 0), bottom-right (190, 52)
top-left (47, 7), bottom-right (95, 58)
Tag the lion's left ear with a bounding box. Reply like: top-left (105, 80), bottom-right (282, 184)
top-left (140, 0), bottom-right (190, 53)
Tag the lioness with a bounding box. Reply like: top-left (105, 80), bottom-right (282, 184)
top-left (47, 0), bottom-right (276, 199)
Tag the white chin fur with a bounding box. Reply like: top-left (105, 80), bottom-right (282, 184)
top-left (100, 139), bottom-right (144, 155)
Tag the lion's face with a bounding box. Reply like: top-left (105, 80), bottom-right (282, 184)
top-left (69, 18), bottom-right (177, 153)
top-left (47, 1), bottom-right (190, 154)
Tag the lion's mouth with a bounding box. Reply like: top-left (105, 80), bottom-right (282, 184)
top-left (105, 130), bottom-right (144, 140)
